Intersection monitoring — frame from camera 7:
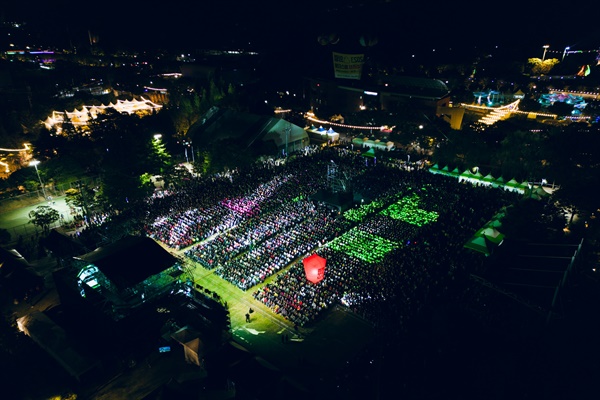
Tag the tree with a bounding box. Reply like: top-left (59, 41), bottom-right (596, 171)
top-left (65, 184), bottom-right (97, 222)
top-left (149, 135), bottom-right (172, 175)
top-left (527, 58), bottom-right (560, 75)
top-left (162, 163), bottom-right (193, 189)
top-left (548, 102), bottom-right (574, 117)
top-left (28, 205), bottom-right (60, 233)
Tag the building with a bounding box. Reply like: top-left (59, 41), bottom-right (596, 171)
top-left (188, 106), bottom-right (309, 156)
top-left (304, 74), bottom-right (451, 117)
top-left (54, 235), bottom-right (185, 322)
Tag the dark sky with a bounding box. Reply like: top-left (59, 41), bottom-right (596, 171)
top-left (3, 1), bottom-right (599, 60)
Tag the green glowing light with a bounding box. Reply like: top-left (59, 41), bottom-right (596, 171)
top-left (380, 193), bottom-right (438, 227)
top-left (343, 200), bottom-right (385, 222)
top-left (327, 228), bottom-right (398, 263)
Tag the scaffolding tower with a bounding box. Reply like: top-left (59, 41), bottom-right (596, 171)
top-left (327, 161), bottom-right (349, 193)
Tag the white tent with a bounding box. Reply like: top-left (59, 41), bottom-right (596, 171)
top-left (478, 226), bottom-right (505, 244)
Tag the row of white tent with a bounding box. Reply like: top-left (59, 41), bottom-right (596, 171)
top-left (429, 164), bottom-right (529, 194)
top-left (42, 97), bottom-right (163, 132)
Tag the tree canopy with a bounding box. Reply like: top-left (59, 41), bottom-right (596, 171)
top-left (28, 205), bottom-right (60, 233)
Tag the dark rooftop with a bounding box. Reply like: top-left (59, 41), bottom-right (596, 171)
top-left (77, 236), bottom-right (177, 290)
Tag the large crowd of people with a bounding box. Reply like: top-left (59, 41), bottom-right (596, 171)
top-left (142, 147), bottom-right (520, 330)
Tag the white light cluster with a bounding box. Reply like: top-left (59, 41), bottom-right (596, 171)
top-left (306, 114), bottom-right (385, 131)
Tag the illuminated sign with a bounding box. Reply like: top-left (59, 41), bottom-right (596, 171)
top-left (332, 52), bottom-right (365, 80)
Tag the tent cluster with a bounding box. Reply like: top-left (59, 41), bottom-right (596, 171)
top-left (352, 135), bottom-right (395, 151)
top-left (429, 164), bottom-right (529, 194)
top-left (464, 210), bottom-right (506, 256)
top-left (306, 125), bottom-right (340, 142)
top-left (43, 97), bottom-right (163, 133)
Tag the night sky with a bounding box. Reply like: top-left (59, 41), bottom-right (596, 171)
top-left (4, 0), bottom-right (600, 59)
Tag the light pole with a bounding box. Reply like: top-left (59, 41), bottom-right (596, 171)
top-left (182, 139), bottom-right (194, 163)
top-left (542, 45), bottom-right (550, 61)
top-left (562, 46), bottom-right (570, 61)
top-left (30, 160), bottom-right (47, 201)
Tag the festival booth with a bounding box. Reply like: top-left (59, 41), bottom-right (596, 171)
top-left (43, 97), bottom-right (163, 132)
top-left (438, 165), bottom-right (450, 175)
top-left (476, 226), bottom-right (505, 245)
top-left (464, 235), bottom-right (492, 256)
top-left (482, 173), bottom-right (496, 186)
top-left (458, 169), bottom-right (478, 184)
top-left (491, 176), bottom-right (505, 188)
top-left (505, 178), bottom-right (526, 194)
top-left (306, 125), bottom-right (340, 144)
top-left (303, 254), bottom-right (326, 284)
top-left (530, 185), bottom-right (552, 200)
top-left (449, 167), bottom-right (461, 178)
top-left (362, 138), bottom-right (394, 151)
top-left (429, 164), bottom-right (441, 174)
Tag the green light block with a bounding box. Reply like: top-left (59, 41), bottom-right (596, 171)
top-left (343, 200), bottom-right (385, 222)
top-left (327, 228), bottom-right (398, 263)
top-left (380, 193), bottom-right (438, 227)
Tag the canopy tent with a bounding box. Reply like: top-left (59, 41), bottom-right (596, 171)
top-left (449, 167), bottom-right (461, 177)
top-left (482, 173), bottom-right (496, 186)
top-left (487, 219), bottom-right (503, 228)
top-left (532, 185), bottom-right (552, 200)
top-left (429, 164), bottom-right (441, 174)
top-left (472, 170), bottom-right (484, 180)
top-left (477, 226), bottom-right (505, 245)
top-left (464, 236), bottom-right (492, 256)
top-left (492, 176), bottom-right (505, 188)
top-left (458, 169), bottom-right (478, 184)
top-left (505, 178), bottom-right (525, 193)
top-left (362, 148), bottom-right (376, 158)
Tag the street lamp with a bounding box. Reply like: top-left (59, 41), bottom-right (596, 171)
top-left (29, 160), bottom-right (47, 201)
top-left (542, 45), bottom-right (550, 61)
top-left (182, 140), bottom-right (194, 163)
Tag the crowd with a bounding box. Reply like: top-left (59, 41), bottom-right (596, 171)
top-left (214, 201), bottom-right (350, 290)
top-left (141, 147), bottom-right (520, 331)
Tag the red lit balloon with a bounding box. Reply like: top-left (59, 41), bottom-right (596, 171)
top-left (303, 254), bottom-right (326, 284)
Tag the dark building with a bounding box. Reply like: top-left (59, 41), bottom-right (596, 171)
top-left (188, 106), bottom-right (310, 156)
top-left (304, 74), bottom-right (451, 117)
top-left (54, 235), bottom-right (184, 323)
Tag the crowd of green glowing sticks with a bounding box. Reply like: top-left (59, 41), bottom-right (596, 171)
top-left (327, 227), bottom-right (398, 263)
top-left (379, 193), bottom-right (439, 227)
top-left (343, 199), bottom-right (385, 222)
